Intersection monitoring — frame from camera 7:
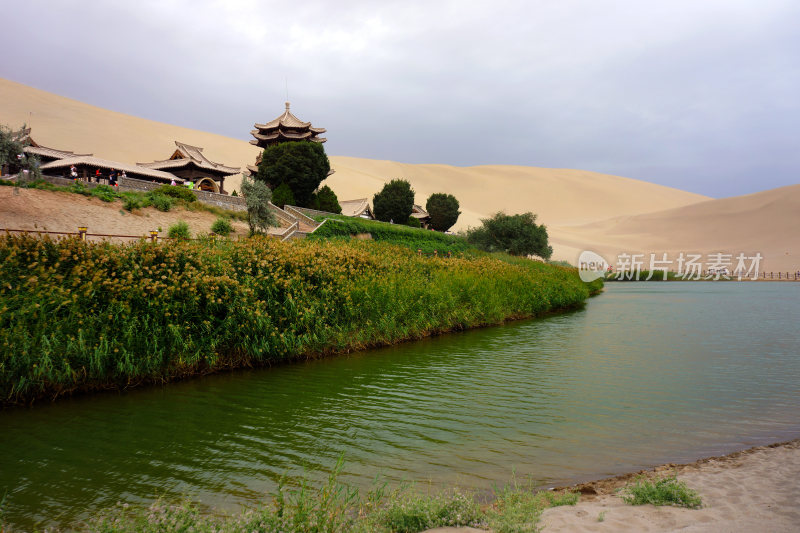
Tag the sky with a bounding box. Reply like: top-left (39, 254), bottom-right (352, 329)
top-left (3, 0), bottom-right (799, 197)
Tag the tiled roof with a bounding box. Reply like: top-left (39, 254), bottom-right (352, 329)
top-left (24, 145), bottom-right (93, 159)
top-left (251, 102), bottom-right (327, 146)
top-left (339, 198), bottom-right (372, 218)
top-left (41, 156), bottom-right (182, 182)
top-left (254, 102), bottom-right (321, 130)
top-left (138, 141), bottom-right (240, 175)
top-left (410, 204), bottom-right (430, 219)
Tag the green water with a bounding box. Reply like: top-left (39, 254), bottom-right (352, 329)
top-left (2, 282), bottom-right (799, 529)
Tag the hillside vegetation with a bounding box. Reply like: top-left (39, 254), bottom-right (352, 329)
top-left (0, 235), bottom-right (601, 405)
top-left (309, 215), bottom-right (471, 254)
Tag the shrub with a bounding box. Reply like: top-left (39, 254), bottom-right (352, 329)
top-left (90, 184), bottom-right (118, 202)
top-left (373, 487), bottom-right (484, 532)
top-left (147, 193), bottom-right (174, 212)
top-left (231, 190), bottom-right (238, 197)
top-left (210, 217), bottom-right (233, 236)
top-left (67, 181), bottom-right (91, 196)
top-left (467, 212), bottom-right (553, 259)
top-left (167, 221), bottom-right (191, 240)
top-left (240, 174), bottom-right (277, 234)
top-left (622, 475), bottom-right (702, 509)
top-left (373, 179), bottom-right (415, 224)
top-left (154, 184), bottom-right (196, 203)
top-left (271, 182), bottom-right (295, 208)
top-left (426, 193), bottom-right (461, 232)
top-left (120, 193), bottom-right (145, 211)
top-left (406, 215), bottom-right (422, 228)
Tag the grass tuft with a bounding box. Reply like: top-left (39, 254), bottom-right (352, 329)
top-left (621, 475), bottom-right (702, 509)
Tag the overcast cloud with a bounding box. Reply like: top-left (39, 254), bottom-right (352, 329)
top-left (3, 0), bottom-right (799, 197)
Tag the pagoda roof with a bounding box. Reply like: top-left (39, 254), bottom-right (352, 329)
top-left (251, 102), bottom-right (327, 146)
top-left (249, 130), bottom-right (327, 144)
top-left (138, 141), bottom-right (240, 175)
top-left (254, 102), bottom-right (327, 132)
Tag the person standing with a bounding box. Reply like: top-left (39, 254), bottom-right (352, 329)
top-left (109, 168), bottom-right (117, 187)
top-left (70, 164), bottom-right (78, 181)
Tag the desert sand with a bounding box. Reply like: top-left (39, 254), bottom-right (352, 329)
top-left (423, 440), bottom-right (800, 533)
top-left (539, 439), bottom-right (800, 532)
top-left (2, 77), bottom-right (798, 271)
top-left (0, 187), bottom-right (252, 239)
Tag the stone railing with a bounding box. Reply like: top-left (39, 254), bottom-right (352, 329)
top-left (267, 202), bottom-right (297, 227)
top-left (283, 205), bottom-right (318, 226)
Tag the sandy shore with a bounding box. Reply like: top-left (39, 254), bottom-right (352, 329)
top-left (426, 439), bottom-right (800, 533)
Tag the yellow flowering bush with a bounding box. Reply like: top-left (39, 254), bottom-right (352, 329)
top-left (0, 234), bottom-right (599, 404)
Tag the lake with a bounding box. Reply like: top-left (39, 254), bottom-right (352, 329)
top-left (2, 282), bottom-right (799, 529)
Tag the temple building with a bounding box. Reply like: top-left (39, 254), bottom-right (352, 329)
top-left (250, 102), bottom-right (326, 149)
top-left (139, 141), bottom-right (240, 193)
top-left (248, 102), bottom-right (328, 175)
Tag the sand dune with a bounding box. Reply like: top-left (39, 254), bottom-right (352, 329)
top-left (2, 77), bottom-right (796, 272)
top-left (551, 184), bottom-right (800, 271)
top-left (1, 77), bottom-right (706, 232)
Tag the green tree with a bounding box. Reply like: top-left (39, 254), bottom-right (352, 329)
top-left (0, 123), bottom-right (41, 180)
top-left (425, 193), bottom-right (461, 232)
top-left (256, 141), bottom-right (330, 208)
top-left (313, 185), bottom-right (342, 213)
top-left (240, 174), bottom-right (277, 234)
top-left (373, 179), bottom-right (415, 224)
top-left (466, 212), bottom-right (553, 259)
top-left (271, 183), bottom-right (296, 208)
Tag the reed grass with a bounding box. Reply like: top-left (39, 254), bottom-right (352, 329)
top-left (84, 459), bottom-right (578, 532)
top-left (0, 235), bottom-right (599, 405)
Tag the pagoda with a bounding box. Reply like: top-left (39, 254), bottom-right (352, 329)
top-left (250, 102), bottom-right (326, 149)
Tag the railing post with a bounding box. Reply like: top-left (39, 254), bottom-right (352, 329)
top-left (418, 249), bottom-right (422, 256)
top-left (150, 230), bottom-right (159, 243)
top-left (77, 226), bottom-right (87, 241)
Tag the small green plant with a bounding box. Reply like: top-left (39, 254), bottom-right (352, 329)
top-left (121, 193), bottom-right (145, 211)
top-left (370, 485), bottom-right (484, 532)
top-left (148, 192), bottom-right (174, 212)
top-left (622, 475), bottom-right (702, 509)
top-left (66, 181), bottom-right (91, 196)
top-left (90, 184), bottom-right (118, 202)
top-left (210, 217), bottom-right (233, 236)
top-left (405, 215), bottom-right (422, 228)
top-left (167, 221), bottom-right (191, 240)
top-left (487, 474), bottom-right (578, 533)
top-left (231, 189), bottom-right (238, 197)
top-left (154, 184), bottom-right (196, 203)
top-left (597, 510), bottom-right (606, 522)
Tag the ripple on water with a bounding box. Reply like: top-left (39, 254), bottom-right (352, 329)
top-left (2, 283), bottom-right (800, 530)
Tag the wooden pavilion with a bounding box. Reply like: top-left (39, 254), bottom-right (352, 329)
top-left (247, 102), bottom-right (328, 175)
top-left (138, 141), bottom-right (240, 193)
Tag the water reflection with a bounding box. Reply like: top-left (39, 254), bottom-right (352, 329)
top-left (1, 282), bottom-right (799, 529)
